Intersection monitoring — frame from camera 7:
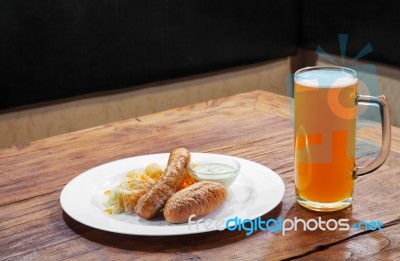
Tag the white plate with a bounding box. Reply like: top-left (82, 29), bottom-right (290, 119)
top-left (60, 153), bottom-right (285, 236)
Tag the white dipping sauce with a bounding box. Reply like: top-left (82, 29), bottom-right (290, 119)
top-left (190, 163), bottom-right (239, 187)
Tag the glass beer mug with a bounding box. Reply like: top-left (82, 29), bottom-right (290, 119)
top-left (294, 66), bottom-right (391, 211)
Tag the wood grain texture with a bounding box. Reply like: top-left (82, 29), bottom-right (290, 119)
top-left (0, 59), bottom-right (290, 148)
top-left (1, 90), bottom-right (399, 260)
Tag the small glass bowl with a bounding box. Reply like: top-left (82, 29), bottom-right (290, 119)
top-left (188, 157), bottom-right (241, 188)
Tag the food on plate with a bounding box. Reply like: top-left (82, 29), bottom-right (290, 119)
top-left (103, 167), bottom-right (161, 214)
top-left (145, 163), bottom-right (163, 180)
top-left (189, 157), bottom-right (240, 188)
top-left (135, 147), bottom-right (191, 219)
top-left (178, 171), bottom-right (196, 190)
top-left (103, 149), bottom-right (195, 215)
top-left (164, 181), bottom-right (227, 224)
top-left (104, 148), bottom-right (232, 225)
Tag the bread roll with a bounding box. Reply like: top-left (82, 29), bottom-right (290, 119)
top-left (164, 181), bottom-right (227, 223)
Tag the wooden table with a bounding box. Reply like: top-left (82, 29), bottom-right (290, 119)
top-left (1, 90), bottom-right (399, 260)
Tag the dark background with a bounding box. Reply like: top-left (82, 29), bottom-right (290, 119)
top-left (1, 0), bottom-right (399, 110)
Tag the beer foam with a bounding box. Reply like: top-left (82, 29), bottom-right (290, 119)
top-left (295, 69), bottom-right (357, 88)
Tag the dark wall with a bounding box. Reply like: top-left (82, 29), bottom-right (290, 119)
top-left (301, 0), bottom-right (400, 67)
top-left (0, 0), bottom-right (299, 110)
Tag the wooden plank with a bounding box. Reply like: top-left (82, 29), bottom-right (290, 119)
top-left (1, 90), bottom-right (399, 260)
top-left (293, 222), bottom-right (400, 261)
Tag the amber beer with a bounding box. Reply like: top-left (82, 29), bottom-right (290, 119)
top-left (294, 67), bottom-right (358, 210)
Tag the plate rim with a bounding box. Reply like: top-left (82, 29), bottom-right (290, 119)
top-left (60, 152), bottom-right (285, 236)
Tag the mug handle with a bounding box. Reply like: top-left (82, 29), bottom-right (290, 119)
top-left (354, 94), bottom-right (391, 178)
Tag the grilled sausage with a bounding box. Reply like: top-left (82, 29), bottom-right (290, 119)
top-left (135, 147), bottom-right (190, 219)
